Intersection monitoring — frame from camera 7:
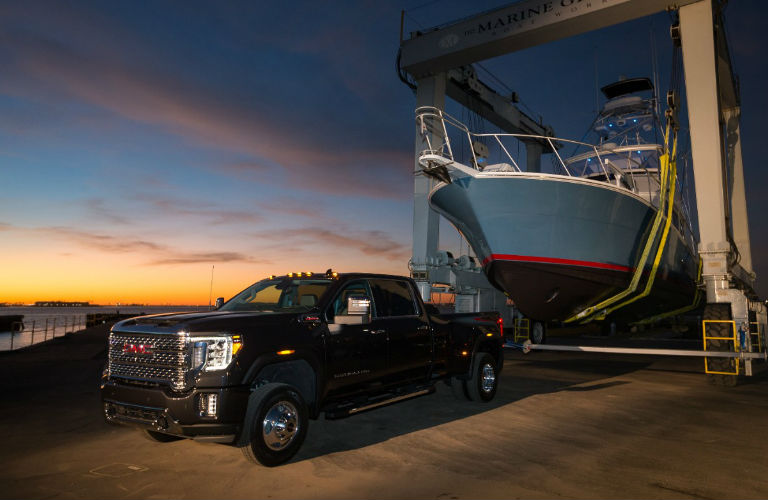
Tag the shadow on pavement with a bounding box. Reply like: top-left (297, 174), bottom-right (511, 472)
top-left (1, 326), bottom-right (654, 466)
top-left (289, 352), bottom-right (651, 463)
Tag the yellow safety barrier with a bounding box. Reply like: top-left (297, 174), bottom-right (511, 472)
top-left (514, 318), bottom-right (530, 343)
top-left (749, 322), bottom-right (764, 353)
top-left (702, 320), bottom-right (739, 376)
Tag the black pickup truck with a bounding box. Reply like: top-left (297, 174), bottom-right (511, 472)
top-left (100, 271), bottom-right (503, 466)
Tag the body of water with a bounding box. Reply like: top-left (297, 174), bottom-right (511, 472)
top-left (0, 305), bottom-right (205, 351)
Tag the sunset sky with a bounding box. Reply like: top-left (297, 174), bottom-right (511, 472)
top-left (2, 1), bottom-right (767, 305)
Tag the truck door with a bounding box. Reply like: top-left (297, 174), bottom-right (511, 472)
top-left (368, 278), bottom-right (432, 384)
top-left (324, 280), bottom-right (387, 397)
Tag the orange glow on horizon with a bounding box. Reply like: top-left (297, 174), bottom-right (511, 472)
top-left (1, 245), bottom-right (408, 305)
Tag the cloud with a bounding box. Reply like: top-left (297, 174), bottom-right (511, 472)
top-left (0, 27), bottom-right (413, 199)
top-left (128, 192), bottom-right (330, 225)
top-left (115, 193), bottom-right (265, 226)
top-left (253, 226), bottom-right (410, 262)
top-left (149, 252), bottom-right (257, 266)
top-left (40, 226), bottom-right (167, 253)
top-left (84, 199), bottom-right (131, 225)
top-left (0, 222), bottom-right (262, 266)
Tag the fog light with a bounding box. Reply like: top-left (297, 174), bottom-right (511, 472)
top-left (104, 402), bottom-right (116, 418)
top-left (198, 393), bottom-right (218, 417)
top-left (156, 416), bottom-right (168, 430)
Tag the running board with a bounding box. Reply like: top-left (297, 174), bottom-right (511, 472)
top-left (325, 386), bottom-right (435, 419)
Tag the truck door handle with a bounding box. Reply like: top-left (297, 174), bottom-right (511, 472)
top-left (365, 329), bottom-right (386, 335)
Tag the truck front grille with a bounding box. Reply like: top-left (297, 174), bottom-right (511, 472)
top-left (108, 332), bottom-right (189, 390)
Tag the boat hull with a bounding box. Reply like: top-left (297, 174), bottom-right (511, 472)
top-left (429, 174), bottom-right (698, 321)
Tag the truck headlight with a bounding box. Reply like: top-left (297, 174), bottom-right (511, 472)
top-left (190, 335), bottom-right (242, 371)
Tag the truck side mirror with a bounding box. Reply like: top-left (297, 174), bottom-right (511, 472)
top-left (215, 297), bottom-right (224, 309)
top-left (333, 296), bottom-right (372, 325)
top-left (347, 296), bottom-right (370, 316)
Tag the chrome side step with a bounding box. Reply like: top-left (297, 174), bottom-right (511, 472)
top-left (348, 387), bottom-right (434, 415)
top-left (325, 385), bottom-right (435, 419)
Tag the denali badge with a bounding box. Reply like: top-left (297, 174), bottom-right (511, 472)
top-left (122, 343), bottom-right (153, 355)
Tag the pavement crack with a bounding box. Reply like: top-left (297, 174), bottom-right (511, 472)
top-left (652, 482), bottom-right (713, 500)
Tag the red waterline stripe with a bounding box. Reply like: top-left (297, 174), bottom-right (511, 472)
top-left (482, 254), bottom-right (632, 273)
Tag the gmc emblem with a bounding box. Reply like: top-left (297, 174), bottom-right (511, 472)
top-left (122, 343), bottom-right (153, 355)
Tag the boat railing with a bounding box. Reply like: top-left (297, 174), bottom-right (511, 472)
top-left (416, 106), bottom-right (654, 191)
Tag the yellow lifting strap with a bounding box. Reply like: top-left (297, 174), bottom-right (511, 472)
top-left (592, 132), bottom-right (678, 320)
top-left (630, 257), bottom-right (703, 326)
top-left (565, 122), bottom-right (678, 323)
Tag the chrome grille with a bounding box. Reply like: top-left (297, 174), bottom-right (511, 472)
top-left (108, 331), bottom-right (189, 390)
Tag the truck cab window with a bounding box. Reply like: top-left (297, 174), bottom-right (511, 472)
top-left (369, 279), bottom-right (418, 317)
top-left (220, 279), bottom-right (331, 312)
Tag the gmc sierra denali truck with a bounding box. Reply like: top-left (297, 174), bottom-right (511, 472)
top-left (101, 271), bottom-right (503, 466)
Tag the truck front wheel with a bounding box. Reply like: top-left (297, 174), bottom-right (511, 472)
top-left (466, 353), bottom-right (498, 402)
top-left (238, 383), bottom-right (308, 466)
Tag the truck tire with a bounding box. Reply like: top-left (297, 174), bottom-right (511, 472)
top-left (531, 321), bottom-right (546, 344)
top-left (703, 303), bottom-right (738, 387)
top-left (142, 429), bottom-right (184, 443)
top-left (238, 383), bottom-right (308, 467)
top-left (466, 353), bottom-right (498, 402)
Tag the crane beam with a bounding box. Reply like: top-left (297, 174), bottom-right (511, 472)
top-left (401, 0), bottom-right (701, 78)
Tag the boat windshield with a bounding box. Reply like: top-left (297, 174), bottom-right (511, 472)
top-left (565, 147), bottom-right (662, 177)
top-left (219, 278), bottom-right (333, 312)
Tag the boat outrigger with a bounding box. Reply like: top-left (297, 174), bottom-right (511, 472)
top-left (416, 78), bottom-right (700, 324)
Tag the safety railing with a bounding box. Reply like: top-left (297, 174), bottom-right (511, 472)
top-left (416, 106), bottom-right (659, 191)
top-left (702, 320), bottom-right (739, 376)
top-left (513, 318), bottom-right (530, 343)
top-left (2, 315), bottom-right (87, 351)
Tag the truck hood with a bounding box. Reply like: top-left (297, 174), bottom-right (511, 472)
top-left (112, 310), bottom-right (302, 334)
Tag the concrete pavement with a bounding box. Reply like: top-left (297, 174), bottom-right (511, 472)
top-left (1, 325), bottom-right (767, 499)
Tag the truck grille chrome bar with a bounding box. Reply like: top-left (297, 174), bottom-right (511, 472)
top-left (108, 331), bottom-right (189, 390)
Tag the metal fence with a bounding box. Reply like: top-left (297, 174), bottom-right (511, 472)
top-left (2, 315), bottom-right (87, 351)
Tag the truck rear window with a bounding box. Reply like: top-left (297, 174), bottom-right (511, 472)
top-left (369, 279), bottom-right (418, 317)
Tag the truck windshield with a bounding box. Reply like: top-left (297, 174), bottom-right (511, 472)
top-left (219, 278), bottom-right (333, 312)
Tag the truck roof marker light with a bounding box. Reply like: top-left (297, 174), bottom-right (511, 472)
top-left (461, 350), bottom-right (469, 356)
top-left (325, 268), bottom-right (339, 279)
top-left (287, 272), bottom-right (294, 277)
top-left (486, 333), bottom-right (493, 337)
top-left (277, 349), bottom-right (295, 356)
top-left (232, 335), bottom-right (243, 355)
top-left (306, 272), bottom-right (313, 276)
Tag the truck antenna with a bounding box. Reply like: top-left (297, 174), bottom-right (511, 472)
top-left (208, 265), bottom-right (215, 310)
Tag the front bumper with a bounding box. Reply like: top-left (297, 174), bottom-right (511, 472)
top-left (101, 380), bottom-right (250, 443)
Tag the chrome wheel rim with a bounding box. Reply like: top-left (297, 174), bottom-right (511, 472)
top-left (481, 363), bottom-right (496, 393)
top-left (262, 401), bottom-right (299, 451)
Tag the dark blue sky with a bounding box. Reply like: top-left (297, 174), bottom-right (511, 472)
top-left (1, 1), bottom-right (766, 303)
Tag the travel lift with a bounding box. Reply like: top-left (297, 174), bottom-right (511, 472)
top-left (399, 0), bottom-right (766, 383)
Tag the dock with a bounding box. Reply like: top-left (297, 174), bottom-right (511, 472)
top-left (1, 325), bottom-right (766, 498)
